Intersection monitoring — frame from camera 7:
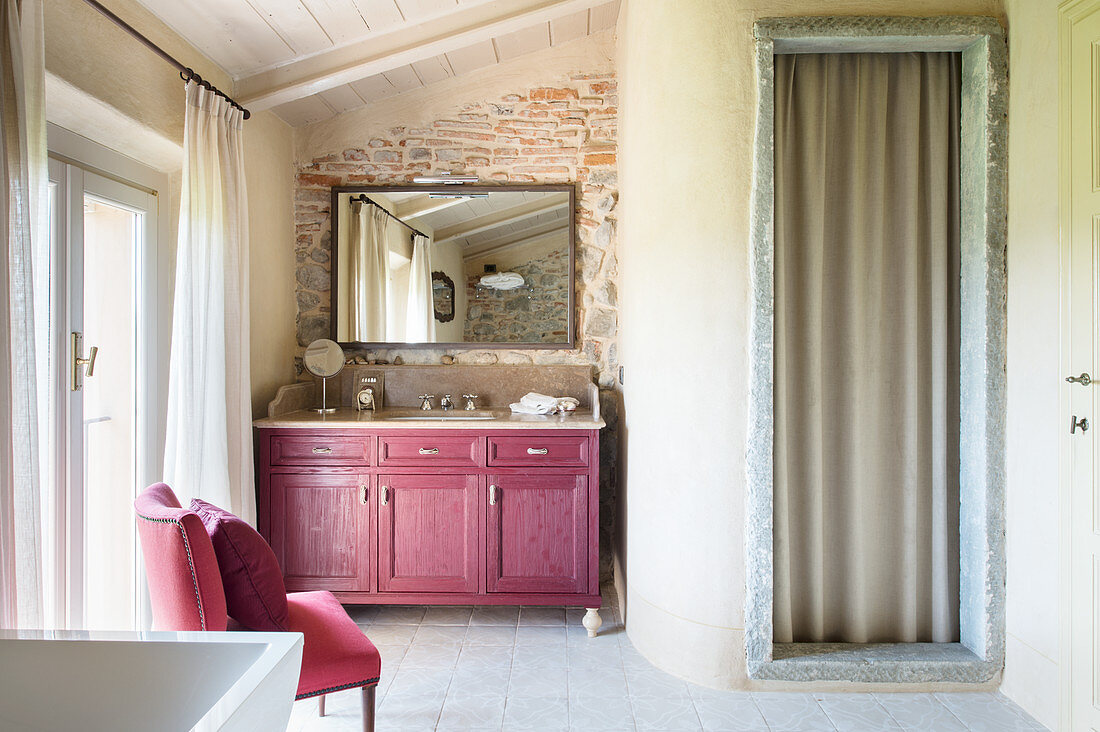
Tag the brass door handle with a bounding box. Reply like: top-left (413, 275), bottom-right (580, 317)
top-left (80, 346), bottom-right (99, 377)
top-left (71, 332), bottom-right (98, 391)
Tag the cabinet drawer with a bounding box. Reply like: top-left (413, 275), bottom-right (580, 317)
top-left (487, 435), bottom-right (590, 467)
top-left (269, 433), bottom-right (372, 466)
top-left (377, 435), bottom-right (481, 467)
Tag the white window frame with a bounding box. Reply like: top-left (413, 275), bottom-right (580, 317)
top-left (46, 123), bottom-right (173, 630)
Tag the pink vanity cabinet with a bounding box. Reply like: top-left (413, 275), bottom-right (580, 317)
top-left (255, 424), bottom-right (602, 616)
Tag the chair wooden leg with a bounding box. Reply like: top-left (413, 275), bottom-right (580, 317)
top-left (362, 686), bottom-right (376, 732)
top-left (318, 694), bottom-right (326, 717)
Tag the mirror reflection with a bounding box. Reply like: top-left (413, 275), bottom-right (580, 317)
top-left (332, 185), bottom-right (574, 347)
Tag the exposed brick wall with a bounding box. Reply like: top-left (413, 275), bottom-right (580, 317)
top-left (293, 73), bottom-right (619, 388)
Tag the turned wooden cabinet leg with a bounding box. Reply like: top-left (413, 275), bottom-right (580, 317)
top-left (582, 607), bottom-right (602, 637)
top-left (318, 694), bottom-right (326, 716)
top-left (362, 685), bottom-right (376, 732)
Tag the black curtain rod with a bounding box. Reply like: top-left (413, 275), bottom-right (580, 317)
top-left (81, 0), bottom-right (251, 120)
top-left (351, 195), bottom-right (429, 239)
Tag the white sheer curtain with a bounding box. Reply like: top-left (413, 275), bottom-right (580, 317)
top-left (0, 0), bottom-right (46, 629)
top-left (163, 81), bottom-right (254, 524)
top-left (405, 234), bottom-right (435, 342)
top-left (349, 201), bottom-right (389, 342)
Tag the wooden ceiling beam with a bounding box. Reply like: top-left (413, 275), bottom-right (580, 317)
top-left (396, 195), bottom-right (467, 221)
top-left (462, 222), bottom-right (568, 260)
top-left (434, 196), bottom-right (568, 244)
top-left (235, 0), bottom-right (611, 111)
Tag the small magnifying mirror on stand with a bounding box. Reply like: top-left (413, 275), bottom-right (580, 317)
top-left (303, 339), bottom-right (345, 413)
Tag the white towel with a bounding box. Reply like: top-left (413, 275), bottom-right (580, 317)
top-left (480, 272), bottom-right (526, 290)
top-left (510, 392), bottom-right (579, 415)
top-left (508, 402), bottom-right (549, 415)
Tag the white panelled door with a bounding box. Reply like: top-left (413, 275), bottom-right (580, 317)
top-left (1064, 1), bottom-right (1100, 729)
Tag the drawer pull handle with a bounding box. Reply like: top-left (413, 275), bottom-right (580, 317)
top-left (360, 485), bottom-right (368, 505)
top-left (418, 447), bottom-right (439, 455)
top-left (380, 486), bottom-right (389, 506)
top-left (312, 446), bottom-right (333, 454)
top-left (526, 447), bottom-right (548, 455)
top-left (489, 484), bottom-right (497, 506)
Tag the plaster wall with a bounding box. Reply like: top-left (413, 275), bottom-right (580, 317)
top-left (617, 0), bottom-right (1007, 691)
top-left (43, 0), bottom-right (298, 420)
top-left (1000, 0), bottom-right (1062, 728)
top-left (244, 112), bottom-right (298, 418)
top-left (432, 240), bottom-right (466, 343)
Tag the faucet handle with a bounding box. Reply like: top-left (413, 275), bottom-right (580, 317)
top-left (462, 393), bottom-right (478, 410)
top-left (418, 394), bottom-right (435, 410)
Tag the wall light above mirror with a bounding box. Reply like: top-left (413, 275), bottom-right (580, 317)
top-left (330, 184), bottom-right (576, 350)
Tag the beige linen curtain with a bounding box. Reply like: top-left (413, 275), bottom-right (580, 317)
top-left (164, 81), bottom-right (254, 524)
top-left (405, 234), bottom-right (436, 342)
top-left (773, 52), bottom-right (961, 644)
top-left (0, 0), bottom-right (45, 628)
top-left (349, 201), bottom-right (389, 341)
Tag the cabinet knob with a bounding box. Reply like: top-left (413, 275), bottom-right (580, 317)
top-left (418, 447), bottom-right (439, 455)
top-left (380, 486), bottom-right (389, 506)
top-left (489, 484), bottom-right (497, 506)
top-left (360, 485), bottom-right (368, 504)
top-left (526, 447), bottom-right (548, 455)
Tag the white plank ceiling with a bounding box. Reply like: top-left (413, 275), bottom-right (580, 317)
top-left (133, 0), bottom-right (620, 127)
top-left (373, 190), bottom-right (569, 255)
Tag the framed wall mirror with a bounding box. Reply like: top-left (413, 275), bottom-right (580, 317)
top-left (432, 271), bottom-right (456, 323)
top-left (330, 184), bottom-right (576, 349)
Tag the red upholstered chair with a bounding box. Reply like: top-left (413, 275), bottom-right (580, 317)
top-left (134, 483), bottom-right (380, 730)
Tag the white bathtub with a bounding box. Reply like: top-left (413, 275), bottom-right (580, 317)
top-left (0, 630), bottom-right (303, 732)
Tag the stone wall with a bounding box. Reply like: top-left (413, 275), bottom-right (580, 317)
top-left (293, 73), bottom-right (619, 387)
top-left (464, 246), bottom-right (570, 342)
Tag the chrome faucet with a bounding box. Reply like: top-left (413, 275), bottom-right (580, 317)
top-left (440, 394), bottom-right (454, 411)
top-left (462, 394), bottom-right (478, 411)
top-left (419, 394), bottom-right (435, 410)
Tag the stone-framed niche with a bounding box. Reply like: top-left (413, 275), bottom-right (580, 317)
top-left (745, 16), bottom-right (1008, 683)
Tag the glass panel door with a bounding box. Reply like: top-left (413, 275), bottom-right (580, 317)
top-left (48, 159), bottom-right (157, 630)
top-left (80, 182), bottom-right (144, 631)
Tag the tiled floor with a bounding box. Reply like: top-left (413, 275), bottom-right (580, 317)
top-left (286, 591), bottom-right (1048, 732)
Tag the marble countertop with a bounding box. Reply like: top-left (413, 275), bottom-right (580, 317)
top-left (254, 407), bottom-right (605, 430)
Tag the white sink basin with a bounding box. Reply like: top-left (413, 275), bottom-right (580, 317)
top-left (383, 414), bottom-right (497, 421)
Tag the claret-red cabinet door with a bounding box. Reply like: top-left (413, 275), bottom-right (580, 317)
top-left (376, 473), bottom-right (479, 593)
top-left (486, 474), bottom-right (588, 594)
top-left (267, 472), bottom-right (370, 592)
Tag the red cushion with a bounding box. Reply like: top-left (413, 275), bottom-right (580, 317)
top-left (189, 498), bottom-right (289, 632)
top-left (289, 591), bottom-right (381, 699)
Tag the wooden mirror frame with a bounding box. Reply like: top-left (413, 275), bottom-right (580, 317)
top-left (432, 270), bottom-right (455, 323)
